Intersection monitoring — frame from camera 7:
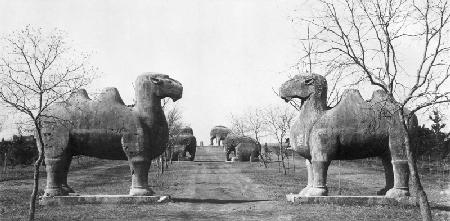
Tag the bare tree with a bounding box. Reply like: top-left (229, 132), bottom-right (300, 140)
top-left (296, 0), bottom-right (450, 219)
top-left (245, 108), bottom-right (266, 143)
top-left (162, 99), bottom-right (185, 170)
top-left (263, 105), bottom-right (296, 175)
top-left (230, 107), bottom-right (267, 142)
top-left (230, 113), bottom-right (247, 136)
top-left (0, 26), bottom-right (95, 220)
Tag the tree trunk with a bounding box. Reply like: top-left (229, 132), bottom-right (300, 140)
top-left (280, 143), bottom-right (287, 175)
top-left (401, 114), bottom-right (432, 221)
top-left (281, 155), bottom-right (287, 175)
top-left (260, 144), bottom-right (269, 169)
top-left (165, 152), bottom-right (169, 169)
top-left (29, 132), bottom-right (44, 221)
top-left (292, 150), bottom-right (295, 172)
top-left (160, 155), bottom-right (164, 174)
top-left (278, 145), bottom-right (281, 173)
top-left (3, 151), bottom-right (7, 175)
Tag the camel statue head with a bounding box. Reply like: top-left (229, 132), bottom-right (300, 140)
top-left (135, 73), bottom-right (183, 102)
top-left (279, 73), bottom-right (327, 107)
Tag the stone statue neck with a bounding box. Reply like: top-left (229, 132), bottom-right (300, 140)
top-left (300, 94), bottom-right (327, 114)
top-left (135, 90), bottom-right (163, 115)
top-left (295, 95), bottom-right (327, 143)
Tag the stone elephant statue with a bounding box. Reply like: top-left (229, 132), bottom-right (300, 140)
top-left (170, 127), bottom-right (197, 161)
top-left (210, 126), bottom-right (231, 146)
top-left (223, 134), bottom-right (261, 162)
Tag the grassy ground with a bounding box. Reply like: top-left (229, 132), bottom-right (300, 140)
top-left (0, 148), bottom-right (449, 220)
top-left (0, 156), bottom-right (110, 182)
top-left (243, 161), bottom-right (449, 220)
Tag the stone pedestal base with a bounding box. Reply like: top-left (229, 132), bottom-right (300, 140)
top-left (40, 194), bottom-right (171, 206)
top-left (286, 194), bottom-right (417, 207)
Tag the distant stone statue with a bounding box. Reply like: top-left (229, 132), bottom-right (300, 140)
top-left (171, 127), bottom-right (197, 161)
top-left (279, 74), bottom-right (416, 198)
top-left (41, 73), bottom-right (182, 197)
top-left (209, 126), bottom-right (231, 146)
top-left (223, 134), bottom-right (260, 162)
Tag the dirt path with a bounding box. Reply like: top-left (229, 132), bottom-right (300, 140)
top-left (174, 146), bottom-right (269, 201)
top-left (159, 146), bottom-right (276, 220)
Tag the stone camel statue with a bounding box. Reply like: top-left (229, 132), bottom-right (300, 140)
top-left (41, 73), bottom-right (182, 197)
top-left (279, 73), bottom-right (417, 198)
top-left (209, 126), bottom-right (232, 146)
top-left (223, 134), bottom-right (261, 162)
top-left (170, 127), bottom-right (197, 161)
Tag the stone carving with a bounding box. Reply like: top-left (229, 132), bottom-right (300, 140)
top-left (170, 127), bottom-right (197, 161)
top-left (42, 73), bottom-right (182, 197)
top-left (209, 126), bottom-right (232, 146)
top-left (223, 134), bottom-right (261, 162)
top-left (279, 74), bottom-right (417, 198)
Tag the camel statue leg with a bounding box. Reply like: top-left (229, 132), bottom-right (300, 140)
top-left (305, 131), bottom-right (333, 196)
top-left (377, 154), bottom-right (394, 195)
top-left (307, 160), bottom-right (330, 196)
top-left (128, 158), bottom-right (153, 196)
top-left (43, 129), bottom-right (71, 197)
top-left (385, 126), bottom-right (410, 198)
top-left (299, 159), bottom-right (314, 196)
top-left (385, 159), bottom-right (409, 198)
top-left (122, 133), bottom-right (154, 196)
top-left (210, 136), bottom-right (214, 146)
top-left (61, 155), bottom-right (75, 194)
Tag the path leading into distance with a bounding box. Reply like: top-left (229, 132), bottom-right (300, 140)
top-left (173, 146), bottom-right (269, 202)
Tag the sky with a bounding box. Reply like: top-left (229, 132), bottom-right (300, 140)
top-left (0, 0), bottom-right (306, 142)
top-left (0, 0), bottom-right (446, 142)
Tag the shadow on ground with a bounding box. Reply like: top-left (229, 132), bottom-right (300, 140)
top-left (171, 198), bottom-right (270, 204)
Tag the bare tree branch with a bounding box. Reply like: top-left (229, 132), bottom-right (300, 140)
top-left (0, 25), bottom-right (96, 221)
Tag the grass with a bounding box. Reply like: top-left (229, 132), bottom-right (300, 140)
top-left (0, 150), bottom-right (449, 220)
top-left (241, 160), bottom-right (449, 220)
top-left (0, 156), bottom-right (110, 182)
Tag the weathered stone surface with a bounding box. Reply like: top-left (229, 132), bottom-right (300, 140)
top-left (223, 135), bottom-right (260, 161)
top-left (41, 73), bottom-right (182, 197)
top-left (40, 195), bottom-right (171, 206)
top-left (286, 194), bottom-right (417, 207)
top-left (279, 74), bottom-right (417, 198)
top-left (179, 127), bottom-right (194, 135)
top-left (171, 127), bottom-right (196, 161)
top-left (210, 126), bottom-right (232, 146)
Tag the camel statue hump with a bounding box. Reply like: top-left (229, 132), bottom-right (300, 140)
top-left (99, 87), bottom-right (125, 105)
top-left (370, 89), bottom-right (389, 102)
top-left (339, 89), bottom-right (365, 105)
top-left (67, 89), bottom-right (91, 103)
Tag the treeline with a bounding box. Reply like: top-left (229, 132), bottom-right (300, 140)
top-left (414, 109), bottom-right (449, 159)
top-left (0, 109), bottom-right (448, 168)
top-left (0, 135), bottom-right (37, 167)
top-left (230, 107), bottom-right (450, 164)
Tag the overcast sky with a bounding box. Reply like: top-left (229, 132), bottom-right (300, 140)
top-left (0, 0), bottom-right (446, 142)
top-left (0, 0), bottom-right (308, 142)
